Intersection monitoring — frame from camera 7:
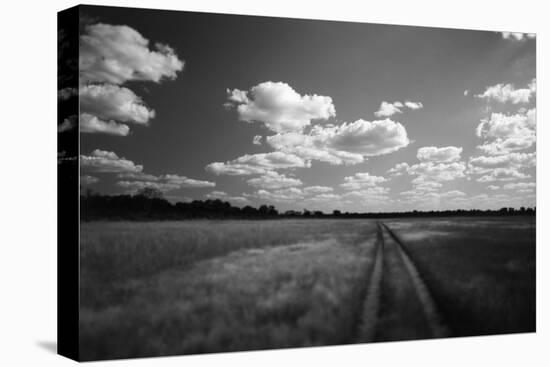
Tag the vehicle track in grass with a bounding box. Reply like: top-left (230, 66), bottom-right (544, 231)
top-left (355, 222), bottom-right (450, 343)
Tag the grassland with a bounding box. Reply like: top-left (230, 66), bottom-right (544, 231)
top-left (79, 217), bottom-right (535, 360)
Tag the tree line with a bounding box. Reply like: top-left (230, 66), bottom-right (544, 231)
top-left (80, 188), bottom-right (536, 221)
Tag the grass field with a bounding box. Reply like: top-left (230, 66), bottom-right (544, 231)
top-left (79, 217), bottom-right (535, 360)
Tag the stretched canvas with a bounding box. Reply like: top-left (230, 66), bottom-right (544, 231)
top-left (58, 4), bottom-right (536, 362)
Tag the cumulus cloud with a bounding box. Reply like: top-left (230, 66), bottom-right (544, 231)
top-left (80, 175), bottom-right (99, 185)
top-left (224, 81), bottom-right (336, 133)
top-left (340, 172), bottom-right (386, 190)
top-left (252, 135), bottom-right (262, 145)
top-left (205, 191), bottom-right (249, 205)
top-left (404, 101), bottom-right (423, 110)
top-left (80, 149), bottom-right (143, 173)
top-left (389, 161), bottom-right (466, 184)
top-left (464, 90), bottom-right (469, 96)
top-left (487, 185), bottom-right (500, 191)
top-left (252, 187), bottom-right (305, 202)
top-left (117, 174), bottom-right (215, 193)
top-left (80, 84), bottom-right (155, 124)
top-left (206, 152), bottom-right (309, 176)
top-left (375, 100), bottom-right (423, 117)
top-left (374, 101), bottom-right (403, 117)
top-left (468, 152), bottom-right (535, 174)
top-left (501, 32), bottom-right (536, 41)
top-left (80, 113), bottom-right (130, 136)
top-left (503, 182), bottom-right (535, 190)
top-left (80, 23), bottom-right (184, 84)
top-left (476, 108), bottom-right (536, 155)
top-left (246, 171), bottom-right (303, 190)
top-left (475, 79), bottom-right (536, 104)
top-left (476, 167), bottom-right (530, 182)
top-left (417, 146), bottom-right (462, 163)
top-left (303, 186), bottom-right (334, 194)
top-left (267, 118), bottom-right (410, 165)
top-left (58, 115), bottom-right (77, 133)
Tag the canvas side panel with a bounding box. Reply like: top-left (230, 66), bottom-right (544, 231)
top-left (57, 5), bottom-right (80, 362)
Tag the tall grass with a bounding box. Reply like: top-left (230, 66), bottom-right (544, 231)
top-left (79, 219), bottom-right (378, 360)
top-left (385, 216), bottom-right (535, 336)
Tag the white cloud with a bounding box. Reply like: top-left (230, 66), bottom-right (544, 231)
top-left (468, 152), bottom-right (535, 174)
top-left (407, 161), bottom-right (467, 182)
top-left (501, 32), bottom-right (536, 41)
top-left (502, 182), bottom-right (535, 190)
top-left (206, 152), bottom-right (309, 176)
top-left (205, 191), bottom-right (249, 205)
top-left (117, 174), bottom-right (215, 193)
top-left (80, 149), bottom-right (143, 173)
top-left (388, 162), bottom-right (410, 176)
top-left (80, 23), bottom-right (184, 84)
top-left (340, 172), bottom-right (386, 190)
top-left (476, 108), bottom-right (536, 155)
top-left (374, 101), bottom-right (403, 117)
top-left (246, 171), bottom-right (303, 190)
top-left (80, 113), bottom-right (130, 136)
top-left (58, 115), bottom-right (77, 133)
top-left (476, 167), bottom-right (530, 182)
top-left (80, 175), bottom-right (99, 185)
top-left (303, 186), bottom-right (334, 194)
top-left (80, 84), bottom-right (155, 124)
top-left (252, 187), bottom-right (305, 202)
top-left (404, 101), bottom-right (423, 110)
top-left (268, 118), bottom-right (410, 165)
top-left (417, 146), bottom-right (462, 163)
top-left (252, 135), bottom-right (262, 145)
top-left (475, 79), bottom-right (536, 104)
top-left (464, 90), bottom-right (469, 96)
top-left (487, 185), bottom-right (500, 191)
top-left (225, 81), bottom-right (336, 133)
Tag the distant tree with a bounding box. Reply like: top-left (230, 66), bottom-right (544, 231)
top-left (313, 210), bottom-right (324, 217)
top-left (136, 187), bottom-right (164, 200)
top-left (303, 209), bottom-right (311, 217)
top-left (333, 210), bottom-right (341, 216)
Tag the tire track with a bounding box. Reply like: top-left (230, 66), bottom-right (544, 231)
top-left (355, 222), bottom-right (450, 342)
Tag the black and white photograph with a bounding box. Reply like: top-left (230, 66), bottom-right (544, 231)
top-left (56, 2), bottom-right (538, 363)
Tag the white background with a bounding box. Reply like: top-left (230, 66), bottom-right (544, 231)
top-left (0, 0), bottom-right (548, 365)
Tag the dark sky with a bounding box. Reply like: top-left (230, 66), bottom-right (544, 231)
top-left (72, 5), bottom-right (536, 212)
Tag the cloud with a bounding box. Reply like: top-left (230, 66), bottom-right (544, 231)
top-left (464, 90), bottom-right (469, 96)
top-left (303, 186), bottom-right (334, 194)
top-left (268, 118), bottom-right (410, 165)
top-left (503, 182), bottom-right (535, 190)
top-left (80, 23), bottom-right (184, 84)
top-left (340, 172), bottom-right (386, 190)
top-left (80, 149), bottom-right (143, 173)
top-left (206, 152), bottom-right (309, 176)
top-left (487, 185), bottom-right (500, 191)
top-left (225, 81), bottom-right (336, 133)
top-left (246, 171), bottom-right (303, 190)
top-left (475, 79), bottom-right (536, 104)
top-left (375, 100), bottom-right (423, 117)
top-left (58, 115), bottom-right (77, 133)
top-left (468, 152), bottom-right (535, 174)
top-left (117, 174), bottom-right (215, 193)
top-left (476, 108), bottom-right (536, 155)
top-left (58, 87), bottom-right (77, 101)
top-left (501, 32), bottom-right (536, 41)
top-left (80, 175), bottom-right (99, 185)
top-left (417, 146), bottom-right (462, 163)
top-left (80, 84), bottom-right (155, 124)
top-left (388, 162), bottom-right (410, 176)
top-left (374, 101), bottom-right (403, 117)
top-left (252, 187), bottom-right (305, 202)
top-left (80, 113), bottom-right (130, 136)
top-left (252, 135), bottom-right (262, 145)
top-left (476, 167), bottom-right (530, 182)
top-left (205, 191), bottom-right (249, 205)
top-left (404, 101), bottom-right (423, 110)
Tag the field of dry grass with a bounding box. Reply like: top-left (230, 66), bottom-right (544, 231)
top-left (79, 217), bottom-right (536, 360)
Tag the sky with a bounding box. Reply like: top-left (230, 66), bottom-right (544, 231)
top-left (59, 5), bottom-right (537, 212)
